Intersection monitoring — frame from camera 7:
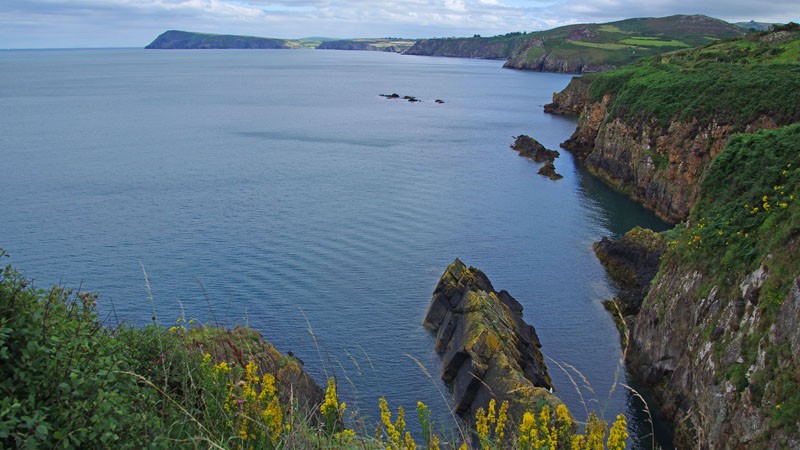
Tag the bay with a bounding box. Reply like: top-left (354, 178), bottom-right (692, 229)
top-left (0, 48), bottom-right (670, 448)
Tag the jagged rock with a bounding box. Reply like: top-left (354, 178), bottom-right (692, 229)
top-left (544, 76), bottom-right (591, 115)
top-left (593, 227), bottom-right (665, 316)
top-left (510, 135), bottom-right (560, 162)
top-left (380, 93), bottom-right (400, 99)
top-left (538, 162), bottom-right (563, 180)
top-left (424, 259), bottom-right (562, 426)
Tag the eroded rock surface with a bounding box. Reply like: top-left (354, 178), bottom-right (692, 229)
top-left (424, 259), bottom-right (561, 424)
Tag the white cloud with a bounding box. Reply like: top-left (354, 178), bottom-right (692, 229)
top-left (1, 0), bottom-right (798, 48)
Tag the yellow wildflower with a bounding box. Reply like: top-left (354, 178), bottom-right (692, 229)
top-left (607, 414), bottom-right (629, 450)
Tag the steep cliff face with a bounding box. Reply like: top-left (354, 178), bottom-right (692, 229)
top-left (565, 107), bottom-right (778, 222)
top-left (502, 40), bottom-right (615, 74)
top-left (404, 35), bottom-right (524, 59)
top-left (423, 259), bottom-right (562, 426)
top-left (618, 125), bottom-right (800, 448)
top-left (631, 268), bottom-right (800, 448)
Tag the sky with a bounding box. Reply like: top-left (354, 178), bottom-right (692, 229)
top-left (1, 0), bottom-right (799, 49)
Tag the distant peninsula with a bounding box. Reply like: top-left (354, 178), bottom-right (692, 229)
top-left (318, 38), bottom-right (416, 53)
top-left (145, 30), bottom-right (324, 49)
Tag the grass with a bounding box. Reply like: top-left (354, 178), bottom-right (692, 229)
top-left (0, 253), bottom-right (640, 449)
top-left (618, 38), bottom-right (689, 47)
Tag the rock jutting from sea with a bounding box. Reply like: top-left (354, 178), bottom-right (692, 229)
top-left (423, 259), bottom-right (563, 427)
top-left (510, 135), bottom-right (563, 180)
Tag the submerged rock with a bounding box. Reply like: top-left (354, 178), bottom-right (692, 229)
top-left (424, 259), bottom-right (562, 425)
top-left (538, 161), bottom-right (563, 180)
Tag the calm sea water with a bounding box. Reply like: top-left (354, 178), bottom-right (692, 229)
top-left (0, 49), bottom-right (670, 447)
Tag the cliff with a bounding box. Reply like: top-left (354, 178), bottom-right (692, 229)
top-left (404, 33), bottom-right (526, 59)
top-left (550, 26), bottom-right (800, 222)
top-left (407, 15), bottom-right (743, 74)
top-left (423, 259), bottom-right (562, 426)
top-left (318, 38), bottom-right (416, 53)
top-left (146, 30), bottom-right (291, 49)
top-left (624, 124), bottom-right (800, 448)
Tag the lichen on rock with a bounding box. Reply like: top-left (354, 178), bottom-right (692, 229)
top-left (424, 259), bottom-right (562, 427)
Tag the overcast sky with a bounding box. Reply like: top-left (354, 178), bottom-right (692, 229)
top-left (2, 0), bottom-right (799, 49)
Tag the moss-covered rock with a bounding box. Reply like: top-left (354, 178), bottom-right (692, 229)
top-left (187, 326), bottom-right (324, 412)
top-left (593, 227), bottom-right (665, 316)
top-left (424, 259), bottom-right (562, 427)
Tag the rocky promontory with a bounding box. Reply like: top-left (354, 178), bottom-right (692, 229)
top-left (423, 259), bottom-right (562, 426)
top-left (146, 30), bottom-right (292, 49)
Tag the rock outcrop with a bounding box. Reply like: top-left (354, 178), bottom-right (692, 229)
top-left (189, 326), bottom-right (324, 411)
top-left (423, 259), bottom-right (561, 425)
top-left (593, 227), bottom-right (665, 317)
top-left (543, 77), bottom-right (591, 115)
top-left (511, 135), bottom-right (563, 180)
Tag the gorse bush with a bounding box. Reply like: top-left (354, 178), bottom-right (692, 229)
top-left (0, 254), bottom-right (631, 449)
top-left (664, 124), bottom-right (800, 311)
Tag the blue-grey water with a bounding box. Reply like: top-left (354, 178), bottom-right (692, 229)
top-left (0, 49), bottom-right (670, 448)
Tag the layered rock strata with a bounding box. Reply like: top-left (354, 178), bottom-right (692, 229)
top-left (423, 259), bottom-right (561, 424)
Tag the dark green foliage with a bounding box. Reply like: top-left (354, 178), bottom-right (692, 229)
top-left (0, 262), bottom-right (168, 448)
top-left (664, 125), bottom-right (800, 306)
top-left (587, 27), bottom-right (800, 127)
top-left (588, 62), bottom-right (800, 127)
top-left (145, 30), bottom-right (290, 49)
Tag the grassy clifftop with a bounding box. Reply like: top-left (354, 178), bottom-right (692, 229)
top-left (406, 15), bottom-right (744, 73)
top-left (586, 23), bottom-right (800, 127)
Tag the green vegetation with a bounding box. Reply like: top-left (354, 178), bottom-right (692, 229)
top-left (586, 27), bottom-right (800, 127)
top-left (0, 255), bottom-right (633, 449)
top-left (618, 38), bottom-right (690, 47)
top-left (658, 125), bottom-right (800, 433)
top-left (664, 124), bottom-right (800, 313)
top-left (318, 38), bottom-right (417, 52)
top-left (502, 14), bottom-right (745, 71)
top-left (145, 30), bottom-right (293, 49)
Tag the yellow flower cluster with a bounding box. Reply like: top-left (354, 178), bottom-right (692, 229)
top-left (475, 399), bottom-right (510, 449)
top-left (379, 397), bottom-right (415, 450)
top-left (320, 378), bottom-right (347, 435)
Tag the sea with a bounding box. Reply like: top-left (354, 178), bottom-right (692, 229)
top-left (0, 48), bottom-right (672, 448)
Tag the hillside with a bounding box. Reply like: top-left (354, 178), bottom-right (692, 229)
top-left (404, 32), bottom-right (528, 59)
top-left (406, 15), bottom-right (745, 73)
top-left (318, 38), bottom-right (416, 53)
top-left (145, 30), bottom-right (325, 49)
top-left (557, 25), bottom-right (800, 448)
top-left (551, 23), bottom-right (800, 221)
